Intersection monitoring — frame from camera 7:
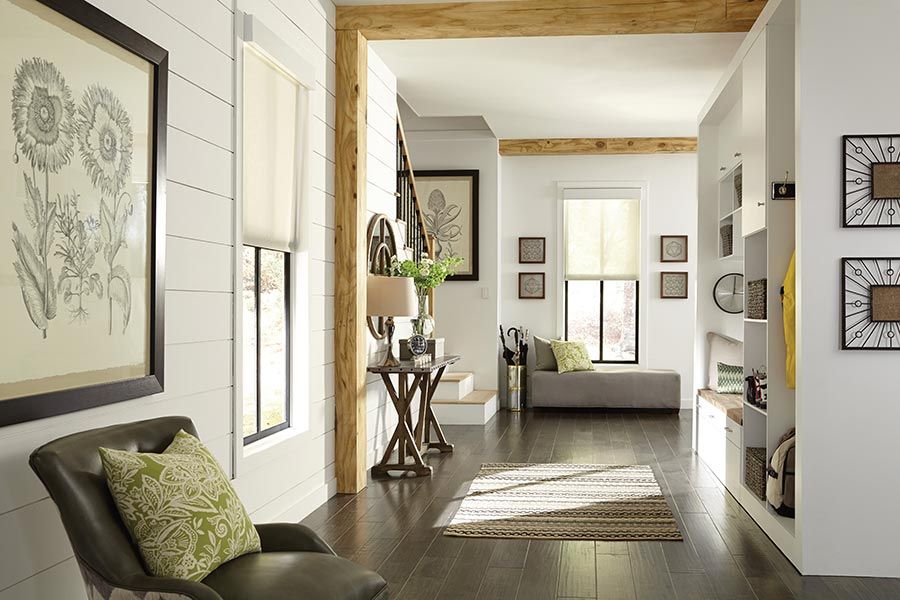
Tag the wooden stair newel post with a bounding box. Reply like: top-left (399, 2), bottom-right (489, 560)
top-left (335, 29), bottom-right (368, 494)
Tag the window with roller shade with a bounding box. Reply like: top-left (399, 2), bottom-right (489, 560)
top-left (562, 188), bottom-right (640, 363)
top-left (241, 45), bottom-right (302, 444)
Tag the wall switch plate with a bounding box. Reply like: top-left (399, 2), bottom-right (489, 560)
top-left (481, 287), bottom-right (490, 299)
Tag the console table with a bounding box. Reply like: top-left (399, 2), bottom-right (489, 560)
top-left (367, 355), bottom-right (460, 477)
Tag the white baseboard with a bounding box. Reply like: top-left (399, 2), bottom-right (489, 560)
top-left (681, 398), bottom-right (694, 410)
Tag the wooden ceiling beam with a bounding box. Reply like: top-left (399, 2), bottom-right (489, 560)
top-left (498, 137), bottom-right (698, 156)
top-left (337, 0), bottom-right (766, 41)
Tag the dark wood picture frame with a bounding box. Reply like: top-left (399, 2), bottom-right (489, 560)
top-left (518, 272), bottom-right (546, 299)
top-left (660, 271), bottom-right (688, 299)
top-left (0, 0), bottom-right (167, 427)
top-left (414, 169), bottom-right (479, 281)
top-left (518, 237), bottom-right (546, 264)
top-left (660, 235), bottom-right (688, 263)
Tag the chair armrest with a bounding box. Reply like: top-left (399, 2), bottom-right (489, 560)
top-left (255, 523), bottom-right (336, 555)
top-left (121, 574), bottom-right (224, 600)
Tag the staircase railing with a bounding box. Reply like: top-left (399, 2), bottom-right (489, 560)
top-left (396, 116), bottom-right (437, 316)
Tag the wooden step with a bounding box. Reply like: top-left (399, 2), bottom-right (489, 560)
top-left (433, 390), bottom-right (498, 425)
top-left (433, 372), bottom-right (474, 401)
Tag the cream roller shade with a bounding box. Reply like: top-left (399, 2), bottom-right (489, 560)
top-left (563, 188), bottom-right (640, 280)
top-left (242, 46), bottom-right (301, 252)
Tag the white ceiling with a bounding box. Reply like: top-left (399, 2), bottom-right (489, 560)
top-left (371, 34), bottom-right (744, 139)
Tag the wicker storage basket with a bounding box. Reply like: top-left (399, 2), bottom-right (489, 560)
top-left (747, 279), bottom-right (767, 320)
top-left (745, 446), bottom-right (767, 501)
top-left (734, 170), bottom-right (743, 207)
top-left (720, 224), bottom-right (734, 257)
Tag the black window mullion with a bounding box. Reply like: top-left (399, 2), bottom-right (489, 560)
top-left (598, 280), bottom-right (605, 362)
top-left (255, 247), bottom-right (262, 437)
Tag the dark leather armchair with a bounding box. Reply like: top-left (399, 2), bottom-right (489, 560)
top-left (30, 416), bottom-right (388, 600)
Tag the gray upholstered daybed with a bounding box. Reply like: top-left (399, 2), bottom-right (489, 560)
top-left (530, 337), bottom-right (680, 410)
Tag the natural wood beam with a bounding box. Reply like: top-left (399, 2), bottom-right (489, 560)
top-left (337, 0), bottom-right (766, 40)
top-left (498, 137), bottom-right (698, 156)
top-left (334, 29), bottom-right (369, 494)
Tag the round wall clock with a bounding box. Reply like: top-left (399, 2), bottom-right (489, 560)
top-left (714, 273), bottom-right (744, 314)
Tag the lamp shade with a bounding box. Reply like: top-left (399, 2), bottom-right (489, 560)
top-left (366, 275), bottom-right (417, 317)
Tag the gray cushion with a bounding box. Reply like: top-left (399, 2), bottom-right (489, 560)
top-left (533, 336), bottom-right (558, 371)
top-left (532, 368), bottom-right (680, 409)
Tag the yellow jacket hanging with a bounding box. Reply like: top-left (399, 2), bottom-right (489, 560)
top-left (782, 252), bottom-right (796, 389)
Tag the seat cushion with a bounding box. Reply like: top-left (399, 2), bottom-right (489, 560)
top-left (203, 551), bottom-right (387, 600)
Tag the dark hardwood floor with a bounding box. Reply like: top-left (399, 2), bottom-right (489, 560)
top-left (301, 409), bottom-right (900, 599)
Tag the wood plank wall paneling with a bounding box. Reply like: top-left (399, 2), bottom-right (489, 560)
top-left (334, 29), bottom-right (369, 494)
top-left (498, 137), bottom-right (699, 156)
top-left (336, 0), bottom-right (766, 40)
top-left (0, 0), bottom-right (344, 595)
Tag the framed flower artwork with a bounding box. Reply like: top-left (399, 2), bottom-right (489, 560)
top-left (0, 0), bottom-right (167, 426)
top-left (414, 170), bottom-right (479, 281)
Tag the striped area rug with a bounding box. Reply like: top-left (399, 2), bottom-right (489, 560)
top-left (444, 463), bottom-right (683, 541)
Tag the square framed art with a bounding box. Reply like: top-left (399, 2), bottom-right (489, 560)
top-left (518, 272), bottom-right (545, 299)
top-left (0, 0), bottom-right (168, 426)
top-left (660, 272), bottom-right (688, 299)
top-left (843, 135), bottom-right (900, 227)
top-left (842, 257), bottom-right (900, 349)
top-left (518, 237), bottom-right (546, 264)
top-left (660, 235), bottom-right (688, 262)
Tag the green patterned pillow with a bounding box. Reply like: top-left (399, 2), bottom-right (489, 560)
top-left (99, 430), bottom-right (261, 581)
top-left (550, 340), bottom-right (594, 374)
top-left (716, 362), bottom-right (743, 394)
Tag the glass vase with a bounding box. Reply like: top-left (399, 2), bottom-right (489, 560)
top-left (412, 292), bottom-right (434, 337)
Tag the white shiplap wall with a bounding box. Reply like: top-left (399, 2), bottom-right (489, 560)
top-left (0, 0), bottom-right (356, 596)
top-left (364, 49), bottom-right (412, 468)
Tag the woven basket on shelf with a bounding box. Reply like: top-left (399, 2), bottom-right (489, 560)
top-left (745, 446), bottom-right (767, 501)
top-left (734, 170), bottom-right (743, 207)
top-left (720, 224), bottom-right (734, 257)
top-left (747, 279), bottom-right (767, 320)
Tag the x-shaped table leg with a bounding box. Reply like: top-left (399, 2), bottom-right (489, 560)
top-left (371, 372), bottom-right (433, 477)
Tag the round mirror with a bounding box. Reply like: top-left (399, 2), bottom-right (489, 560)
top-left (714, 273), bottom-right (744, 314)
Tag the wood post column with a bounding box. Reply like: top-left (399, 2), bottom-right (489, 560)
top-left (335, 29), bottom-right (368, 494)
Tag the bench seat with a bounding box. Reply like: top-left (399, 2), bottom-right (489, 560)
top-left (698, 388), bottom-right (743, 424)
top-left (531, 368), bottom-right (680, 410)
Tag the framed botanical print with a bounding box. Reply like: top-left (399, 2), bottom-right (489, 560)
top-left (415, 169), bottom-right (479, 281)
top-left (0, 0), bottom-right (167, 426)
top-left (660, 272), bottom-right (688, 299)
top-left (518, 272), bottom-right (545, 299)
top-left (660, 235), bottom-right (688, 262)
top-left (518, 237), bottom-right (546, 264)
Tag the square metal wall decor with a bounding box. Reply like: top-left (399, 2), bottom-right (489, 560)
top-left (843, 135), bottom-right (900, 227)
top-left (842, 258), bottom-right (900, 350)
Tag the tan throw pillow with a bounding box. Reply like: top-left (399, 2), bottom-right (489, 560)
top-left (533, 336), bottom-right (559, 371)
top-left (99, 430), bottom-right (261, 581)
top-left (550, 340), bottom-right (594, 374)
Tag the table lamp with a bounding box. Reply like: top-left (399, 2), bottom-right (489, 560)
top-left (367, 275), bottom-right (417, 367)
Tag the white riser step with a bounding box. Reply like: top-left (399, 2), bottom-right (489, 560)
top-left (433, 390), bottom-right (498, 425)
top-left (433, 372), bottom-right (474, 401)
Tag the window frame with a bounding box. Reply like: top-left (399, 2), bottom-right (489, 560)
top-left (242, 245), bottom-right (292, 445)
top-left (563, 279), bottom-right (640, 364)
top-left (233, 10), bottom-right (318, 472)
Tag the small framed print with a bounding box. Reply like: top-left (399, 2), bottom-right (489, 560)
top-left (660, 235), bottom-right (688, 263)
top-left (660, 272), bottom-right (688, 299)
top-left (518, 272), bottom-right (545, 299)
top-left (842, 258), bottom-right (900, 350)
top-left (518, 237), bottom-right (546, 264)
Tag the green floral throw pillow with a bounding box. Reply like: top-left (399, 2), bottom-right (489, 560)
top-left (99, 430), bottom-right (261, 581)
top-left (717, 362), bottom-right (744, 394)
top-left (550, 340), bottom-right (594, 374)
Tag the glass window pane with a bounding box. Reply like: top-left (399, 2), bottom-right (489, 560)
top-left (242, 247), bottom-right (258, 438)
top-left (566, 280), bottom-right (601, 361)
top-left (602, 281), bottom-right (638, 362)
top-left (259, 250), bottom-right (288, 431)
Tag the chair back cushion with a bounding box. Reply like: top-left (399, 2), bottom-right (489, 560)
top-left (30, 416), bottom-right (197, 584)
